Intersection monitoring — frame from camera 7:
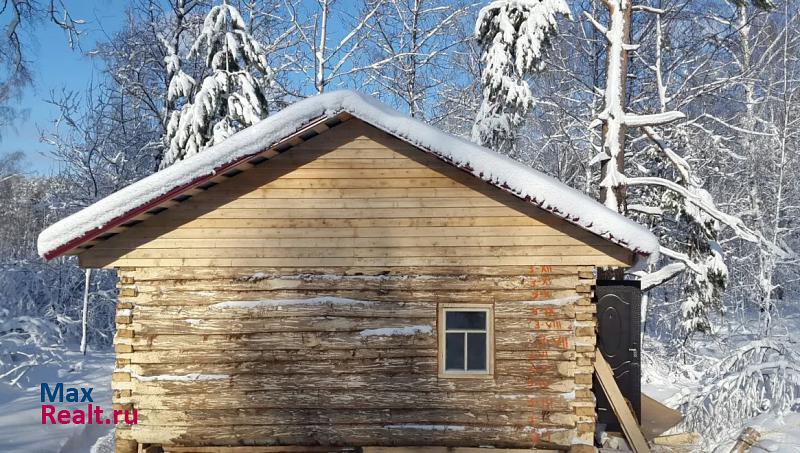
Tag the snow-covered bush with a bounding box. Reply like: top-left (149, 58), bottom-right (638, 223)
top-left (676, 340), bottom-right (800, 445)
top-left (0, 262), bottom-right (117, 387)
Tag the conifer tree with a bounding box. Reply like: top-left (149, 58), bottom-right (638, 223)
top-left (161, 0), bottom-right (273, 169)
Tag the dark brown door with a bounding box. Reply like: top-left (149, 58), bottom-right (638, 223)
top-left (593, 281), bottom-right (642, 433)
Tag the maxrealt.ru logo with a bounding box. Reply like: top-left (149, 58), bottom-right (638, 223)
top-left (40, 383), bottom-right (137, 425)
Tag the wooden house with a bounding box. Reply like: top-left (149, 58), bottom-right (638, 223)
top-left (38, 91), bottom-right (658, 453)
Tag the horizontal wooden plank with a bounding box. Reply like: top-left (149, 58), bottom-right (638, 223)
top-left (212, 197), bottom-right (507, 209)
top-left (131, 304), bottom-right (578, 322)
top-left (94, 245), bottom-right (612, 260)
top-left (118, 226), bottom-right (580, 242)
top-left (89, 255), bottom-right (625, 268)
top-left (298, 143), bottom-right (413, 155)
top-left (164, 447), bottom-right (361, 453)
top-left (245, 168), bottom-right (449, 179)
top-left (163, 442), bottom-right (563, 453)
top-left (124, 218), bottom-right (551, 231)
top-left (122, 330), bottom-right (573, 352)
top-left (128, 316), bottom-right (573, 335)
top-left (362, 448), bottom-right (562, 453)
top-left (227, 187), bottom-right (487, 199)
top-left (124, 357), bottom-right (571, 377)
top-left (123, 266), bottom-right (591, 280)
top-left (258, 157), bottom-right (446, 169)
top-left (139, 408), bottom-right (570, 429)
top-left (112, 236), bottom-right (604, 250)
top-left (164, 447), bottom-right (360, 453)
top-left (226, 177), bottom-right (470, 189)
top-left (125, 386), bottom-right (572, 411)
top-left (128, 349), bottom-right (575, 365)
top-left (124, 289), bottom-right (585, 306)
top-left (130, 274), bottom-right (581, 292)
top-left (125, 369), bottom-right (575, 394)
top-left (162, 207), bottom-right (527, 220)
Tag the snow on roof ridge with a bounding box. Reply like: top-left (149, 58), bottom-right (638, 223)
top-left (37, 89), bottom-right (658, 260)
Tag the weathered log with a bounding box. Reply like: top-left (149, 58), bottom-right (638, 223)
top-left (127, 423), bottom-right (577, 448)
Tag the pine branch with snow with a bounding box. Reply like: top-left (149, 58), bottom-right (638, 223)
top-left (472, 0), bottom-right (570, 153)
top-left (161, 0), bottom-right (274, 169)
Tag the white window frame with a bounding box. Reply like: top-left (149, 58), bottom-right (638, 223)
top-left (438, 303), bottom-right (494, 378)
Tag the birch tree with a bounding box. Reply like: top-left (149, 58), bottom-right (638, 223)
top-left (472, 0), bottom-right (783, 333)
top-left (359, 0), bottom-right (475, 119)
top-left (285, 0), bottom-right (382, 94)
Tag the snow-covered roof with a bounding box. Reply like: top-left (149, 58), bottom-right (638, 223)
top-left (37, 90), bottom-right (659, 261)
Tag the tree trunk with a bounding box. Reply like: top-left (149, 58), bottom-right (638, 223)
top-left (599, 0), bottom-right (633, 214)
top-left (80, 268), bottom-right (91, 355)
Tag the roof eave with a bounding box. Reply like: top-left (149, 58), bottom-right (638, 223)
top-left (43, 112), bottom-right (344, 260)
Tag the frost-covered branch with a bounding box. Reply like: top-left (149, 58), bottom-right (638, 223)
top-left (623, 111), bottom-right (685, 127)
top-left (627, 176), bottom-right (761, 244)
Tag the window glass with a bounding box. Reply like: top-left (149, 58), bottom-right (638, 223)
top-left (466, 332), bottom-right (487, 371)
top-left (445, 332), bottom-right (465, 370)
top-left (445, 311), bottom-right (486, 330)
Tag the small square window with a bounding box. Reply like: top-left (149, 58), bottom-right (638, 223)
top-left (438, 304), bottom-right (493, 378)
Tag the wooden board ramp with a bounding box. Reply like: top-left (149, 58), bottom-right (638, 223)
top-left (641, 394), bottom-right (682, 440)
top-left (162, 448), bottom-right (563, 453)
top-left (594, 351), bottom-right (651, 453)
top-left (163, 447), bottom-right (358, 453)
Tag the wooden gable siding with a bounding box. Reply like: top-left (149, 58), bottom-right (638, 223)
top-left (79, 119), bottom-right (634, 269)
top-left (113, 265), bottom-right (598, 449)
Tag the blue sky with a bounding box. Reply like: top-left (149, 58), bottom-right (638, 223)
top-left (0, 1), bottom-right (127, 174)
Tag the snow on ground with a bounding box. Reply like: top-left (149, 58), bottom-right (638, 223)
top-left (644, 361), bottom-right (800, 452)
top-left (642, 301), bottom-right (800, 452)
top-left (0, 350), bottom-right (115, 453)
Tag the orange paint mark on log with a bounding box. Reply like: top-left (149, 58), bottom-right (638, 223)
top-left (527, 263), bottom-right (557, 446)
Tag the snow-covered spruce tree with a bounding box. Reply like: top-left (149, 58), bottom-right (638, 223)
top-left (161, 0), bottom-right (273, 169)
top-left (471, 0), bottom-right (570, 154)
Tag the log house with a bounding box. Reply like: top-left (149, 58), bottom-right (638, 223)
top-left (38, 91), bottom-right (658, 453)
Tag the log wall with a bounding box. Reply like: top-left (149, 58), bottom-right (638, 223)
top-left (112, 266), bottom-right (598, 450)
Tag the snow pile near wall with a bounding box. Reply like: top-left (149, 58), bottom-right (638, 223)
top-left (115, 367), bottom-right (228, 382)
top-left (210, 296), bottom-right (374, 310)
top-left (359, 325), bottom-right (433, 337)
top-left (37, 90), bottom-right (658, 260)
